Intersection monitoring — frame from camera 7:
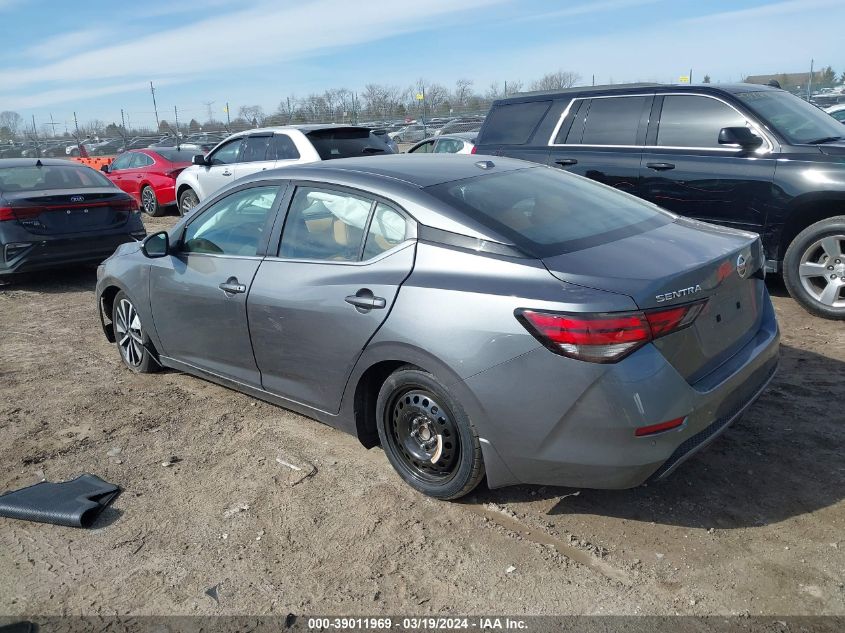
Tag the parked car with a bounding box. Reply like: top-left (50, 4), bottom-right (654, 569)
top-left (475, 83), bottom-right (845, 319)
top-left (184, 133), bottom-right (228, 153)
top-left (825, 104), bottom-right (845, 123)
top-left (175, 125), bottom-right (393, 215)
top-left (370, 128), bottom-right (399, 153)
top-left (102, 148), bottom-right (195, 216)
top-left (96, 154), bottom-right (778, 499)
top-left (0, 158), bottom-right (145, 277)
top-left (407, 132), bottom-right (477, 154)
top-left (388, 124), bottom-right (428, 143)
top-left (117, 136), bottom-right (163, 153)
top-left (436, 117), bottom-right (485, 136)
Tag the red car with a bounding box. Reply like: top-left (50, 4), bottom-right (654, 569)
top-left (102, 148), bottom-right (195, 216)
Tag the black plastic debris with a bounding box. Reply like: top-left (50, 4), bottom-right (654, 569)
top-left (0, 474), bottom-right (120, 528)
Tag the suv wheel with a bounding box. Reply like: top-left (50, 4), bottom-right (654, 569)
top-left (783, 215), bottom-right (845, 319)
top-left (178, 188), bottom-right (199, 216)
top-left (376, 367), bottom-right (485, 500)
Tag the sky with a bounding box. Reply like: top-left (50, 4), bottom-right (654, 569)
top-left (1, 0), bottom-right (843, 133)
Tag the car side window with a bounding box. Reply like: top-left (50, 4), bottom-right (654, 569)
top-left (129, 153), bottom-right (152, 168)
top-left (482, 100), bottom-right (551, 145)
top-left (270, 134), bottom-right (301, 160)
top-left (578, 96), bottom-right (649, 146)
top-left (410, 140), bottom-right (435, 153)
top-left (278, 187), bottom-right (373, 261)
top-left (657, 95), bottom-right (749, 148)
top-left (363, 203), bottom-right (409, 259)
top-left (435, 138), bottom-right (463, 153)
top-left (182, 186), bottom-right (279, 256)
top-left (111, 154), bottom-right (133, 170)
top-left (240, 136), bottom-right (271, 163)
top-left (208, 138), bottom-right (243, 165)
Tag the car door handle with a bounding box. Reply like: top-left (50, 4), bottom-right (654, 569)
top-left (646, 162), bottom-right (675, 171)
top-left (345, 289), bottom-right (386, 312)
top-left (218, 277), bottom-right (246, 294)
top-left (554, 158), bottom-right (578, 166)
top-left (222, 169), bottom-right (233, 176)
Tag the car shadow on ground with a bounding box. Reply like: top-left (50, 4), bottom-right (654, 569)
top-left (0, 266), bottom-right (99, 294)
top-left (472, 343), bottom-right (844, 530)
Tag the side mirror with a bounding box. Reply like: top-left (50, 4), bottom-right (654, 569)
top-left (718, 127), bottom-right (763, 149)
top-left (141, 231), bottom-right (169, 258)
top-left (100, 164), bottom-right (110, 173)
top-left (192, 154), bottom-right (208, 166)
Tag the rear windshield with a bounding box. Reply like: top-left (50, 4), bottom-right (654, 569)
top-left (0, 165), bottom-right (112, 192)
top-left (424, 166), bottom-right (672, 257)
top-left (306, 128), bottom-right (393, 160)
top-left (155, 148), bottom-right (198, 162)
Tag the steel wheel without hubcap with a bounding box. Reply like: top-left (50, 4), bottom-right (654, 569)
top-left (798, 234), bottom-right (845, 309)
top-left (386, 389), bottom-right (460, 484)
top-left (115, 298), bottom-right (145, 368)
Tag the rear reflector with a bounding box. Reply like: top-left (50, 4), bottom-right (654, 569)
top-left (635, 417), bottom-right (686, 437)
top-left (517, 300), bottom-right (706, 363)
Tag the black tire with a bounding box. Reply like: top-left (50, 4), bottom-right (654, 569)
top-left (376, 367), bottom-right (484, 500)
top-left (140, 185), bottom-right (163, 217)
top-left (112, 290), bottom-right (159, 373)
top-left (178, 188), bottom-right (199, 217)
top-left (783, 215), bottom-right (845, 320)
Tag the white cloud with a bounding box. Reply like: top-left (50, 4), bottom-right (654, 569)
top-left (0, 0), bottom-right (505, 99)
top-left (685, 0), bottom-right (845, 23)
top-left (517, 0), bottom-right (662, 22)
top-left (2, 79), bottom-right (181, 111)
top-left (24, 29), bottom-right (111, 61)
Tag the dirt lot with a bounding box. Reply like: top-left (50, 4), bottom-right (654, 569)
top-left (0, 212), bottom-right (843, 617)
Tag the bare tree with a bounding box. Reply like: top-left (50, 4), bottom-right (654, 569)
top-left (453, 78), bottom-right (474, 107)
top-left (530, 70), bottom-right (580, 92)
top-left (0, 111), bottom-right (23, 137)
top-left (238, 105), bottom-right (266, 126)
top-left (485, 80), bottom-right (524, 100)
top-left (409, 79), bottom-right (448, 115)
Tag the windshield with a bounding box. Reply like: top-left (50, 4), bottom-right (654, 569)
top-left (155, 148), bottom-right (198, 163)
top-left (306, 128), bottom-right (393, 160)
top-left (425, 166), bottom-right (672, 257)
top-left (737, 91), bottom-right (844, 144)
top-left (0, 165), bottom-right (112, 192)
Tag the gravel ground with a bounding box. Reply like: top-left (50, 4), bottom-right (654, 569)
top-left (0, 211), bottom-right (843, 617)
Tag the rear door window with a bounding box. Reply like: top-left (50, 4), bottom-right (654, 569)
top-left (481, 101), bottom-right (551, 145)
top-left (578, 96), bottom-right (649, 146)
top-left (435, 138), bottom-right (463, 153)
top-left (240, 136), bottom-right (271, 163)
top-left (306, 128), bottom-right (391, 160)
top-left (270, 134), bottom-right (301, 160)
top-left (409, 140), bottom-right (435, 153)
top-left (657, 95), bottom-right (748, 148)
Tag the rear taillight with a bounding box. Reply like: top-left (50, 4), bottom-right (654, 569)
top-left (165, 168), bottom-right (185, 179)
top-left (517, 300), bottom-right (706, 363)
top-left (470, 145), bottom-right (477, 154)
top-left (0, 207), bottom-right (14, 222)
top-left (0, 206), bottom-right (44, 221)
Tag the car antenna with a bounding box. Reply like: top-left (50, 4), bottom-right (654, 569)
top-left (35, 159), bottom-right (43, 167)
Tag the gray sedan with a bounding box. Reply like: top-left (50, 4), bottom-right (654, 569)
top-left (96, 155), bottom-right (779, 499)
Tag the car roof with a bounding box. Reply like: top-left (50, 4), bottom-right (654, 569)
top-left (257, 153), bottom-right (530, 188)
top-left (492, 82), bottom-right (776, 105)
top-left (229, 124), bottom-right (371, 138)
top-left (0, 158), bottom-right (87, 167)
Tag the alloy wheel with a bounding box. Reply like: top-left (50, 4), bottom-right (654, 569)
top-left (798, 234), bottom-right (845, 308)
top-left (141, 187), bottom-right (157, 215)
top-left (115, 298), bottom-right (145, 367)
top-left (386, 389), bottom-right (460, 484)
top-left (180, 191), bottom-right (198, 216)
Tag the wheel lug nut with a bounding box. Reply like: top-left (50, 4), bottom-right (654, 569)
top-left (831, 274), bottom-right (838, 279)
top-left (830, 266), bottom-right (836, 270)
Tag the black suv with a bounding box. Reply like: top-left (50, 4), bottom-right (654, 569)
top-left (475, 83), bottom-right (845, 319)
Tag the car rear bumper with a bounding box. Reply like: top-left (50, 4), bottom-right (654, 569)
top-left (0, 230), bottom-right (144, 275)
top-left (460, 291), bottom-right (780, 490)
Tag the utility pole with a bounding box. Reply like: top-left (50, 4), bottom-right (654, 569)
top-left (225, 102), bottom-right (231, 130)
top-left (120, 109), bottom-right (127, 150)
top-left (286, 97), bottom-right (292, 124)
top-left (73, 112), bottom-right (84, 156)
top-left (31, 115), bottom-right (41, 157)
top-left (47, 113), bottom-right (59, 137)
top-left (689, 68), bottom-right (693, 84)
top-left (150, 81), bottom-right (160, 130)
top-left (592, 74), bottom-right (595, 86)
top-left (807, 58), bottom-right (815, 100)
top-left (173, 106), bottom-right (181, 150)
top-left (203, 100), bottom-right (215, 124)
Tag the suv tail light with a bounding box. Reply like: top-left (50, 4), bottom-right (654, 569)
top-left (517, 301), bottom-right (706, 363)
top-left (470, 145), bottom-right (477, 154)
top-left (165, 168), bottom-right (185, 179)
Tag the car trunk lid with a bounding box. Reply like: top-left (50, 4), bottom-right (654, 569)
top-left (541, 218), bottom-right (766, 383)
top-left (3, 188), bottom-right (136, 235)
